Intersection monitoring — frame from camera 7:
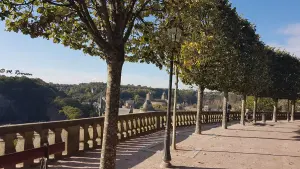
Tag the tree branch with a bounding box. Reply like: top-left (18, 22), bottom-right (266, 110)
top-left (72, 1), bottom-right (111, 53)
top-left (3, 0), bottom-right (36, 6)
top-left (44, 0), bottom-right (74, 7)
top-left (123, 0), bottom-right (151, 43)
top-left (97, 0), bottom-right (113, 43)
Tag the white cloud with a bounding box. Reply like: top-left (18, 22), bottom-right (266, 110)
top-left (270, 23), bottom-right (300, 57)
top-left (279, 23), bottom-right (300, 36)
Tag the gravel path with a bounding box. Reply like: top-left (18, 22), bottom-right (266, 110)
top-left (46, 121), bottom-right (300, 169)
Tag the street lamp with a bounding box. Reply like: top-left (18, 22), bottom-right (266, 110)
top-left (161, 26), bottom-right (182, 168)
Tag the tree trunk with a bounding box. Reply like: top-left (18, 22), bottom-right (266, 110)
top-left (240, 94), bottom-right (246, 125)
top-left (287, 100), bottom-right (290, 121)
top-left (100, 59), bottom-right (124, 169)
top-left (272, 98), bottom-right (278, 122)
top-left (253, 96), bottom-right (257, 124)
top-left (195, 86), bottom-right (204, 134)
top-left (171, 65), bottom-right (178, 150)
top-left (222, 90), bottom-right (228, 129)
top-left (291, 100), bottom-right (295, 122)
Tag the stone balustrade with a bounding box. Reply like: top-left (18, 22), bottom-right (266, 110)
top-left (0, 110), bottom-right (298, 168)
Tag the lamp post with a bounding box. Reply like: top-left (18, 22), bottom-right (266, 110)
top-left (161, 26), bottom-right (182, 168)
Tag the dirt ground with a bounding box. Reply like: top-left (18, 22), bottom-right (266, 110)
top-left (46, 120), bottom-right (300, 169)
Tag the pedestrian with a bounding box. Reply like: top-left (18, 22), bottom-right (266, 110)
top-left (227, 103), bottom-right (232, 122)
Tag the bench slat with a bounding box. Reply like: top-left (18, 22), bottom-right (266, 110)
top-left (0, 142), bottom-right (65, 167)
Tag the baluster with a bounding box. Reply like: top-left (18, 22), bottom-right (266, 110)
top-left (127, 119), bottom-right (132, 138)
top-left (99, 121), bottom-right (104, 147)
top-left (117, 120), bottom-right (122, 141)
top-left (142, 116), bottom-right (147, 134)
top-left (132, 118), bottom-right (137, 136)
top-left (0, 137), bottom-right (4, 156)
top-left (54, 128), bottom-right (63, 159)
top-left (37, 129), bottom-right (49, 147)
top-left (187, 114), bottom-right (190, 125)
top-left (161, 115), bottom-right (165, 128)
top-left (155, 115), bottom-right (159, 130)
top-left (137, 117), bottom-right (141, 135)
top-left (92, 123), bottom-right (99, 148)
top-left (143, 116), bottom-right (147, 133)
top-left (20, 131), bottom-right (34, 167)
top-left (82, 124), bottom-right (90, 150)
top-left (146, 115), bottom-right (152, 132)
top-left (122, 118), bottom-right (128, 140)
top-left (2, 133), bottom-right (16, 169)
top-left (148, 116), bottom-right (152, 131)
top-left (63, 126), bottom-right (80, 156)
top-left (151, 116), bottom-right (155, 130)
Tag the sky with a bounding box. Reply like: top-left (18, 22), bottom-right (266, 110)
top-left (0, 0), bottom-right (300, 88)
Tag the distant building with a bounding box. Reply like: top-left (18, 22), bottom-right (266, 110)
top-left (125, 99), bottom-right (135, 108)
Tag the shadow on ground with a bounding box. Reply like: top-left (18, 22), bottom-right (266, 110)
top-left (171, 166), bottom-right (225, 169)
top-left (201, 133), bottom-right (300, 141)
top-left (47, 123), bottom-right (226, 169)
top-left (197, 150), bottom-right (300, 158)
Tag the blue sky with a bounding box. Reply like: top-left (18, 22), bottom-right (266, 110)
top-left (0, 0), bottom-right (300, 88)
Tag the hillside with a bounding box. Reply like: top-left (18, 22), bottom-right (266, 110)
top-left (51, 83), bottom-right (199, 105)
top-left (0, 76), bottom-right (94, 124)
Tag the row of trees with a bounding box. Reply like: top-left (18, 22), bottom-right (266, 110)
top-left (1, 0), bottom-right (299, 168)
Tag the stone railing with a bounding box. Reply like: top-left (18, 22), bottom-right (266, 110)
top-left (0, 110), bottom-right (298, 168)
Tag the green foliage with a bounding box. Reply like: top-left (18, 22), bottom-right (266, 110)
top-left (152, 104), bottom-right (167, 111)
top-left (52, 82), bottom-right (198, 105)
top-left (260, 48), bottom-right (300, 99)
top-left (59, 106), bottom-right (82, 120)
top-left (246, 96), bottom-right (274, 112)
top-left (0, 76), bottom-right (94, 124)
top-left (0, 76), bottom-right (63, 124)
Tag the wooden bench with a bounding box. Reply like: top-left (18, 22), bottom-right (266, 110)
top-left (0, 142), bottom-right (65, 168)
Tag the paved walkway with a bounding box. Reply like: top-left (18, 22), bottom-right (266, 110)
top-left (47, 121), bottom-right (300, 169)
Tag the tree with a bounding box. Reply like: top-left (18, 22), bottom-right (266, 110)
top-left (0, 0), bottom-right (173, 168)
top-left (59, 106), bottom-right (82, 119)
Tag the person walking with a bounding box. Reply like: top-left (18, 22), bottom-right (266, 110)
top-left (227, 103), bottom-right (232, 122)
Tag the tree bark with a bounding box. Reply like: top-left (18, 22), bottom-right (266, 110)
top-left (100, 58), bottom-right (124, 169)
top-left (222, 90), bottom-right (228, 129)
top-left (195, 86), bottom-right (204, 134)
top-left (287, 100), bottom-right (290, 121)
top-left (291, 100), bottom-right (295, 122)
top-left (272, 98), bottom-right (278, 122)
top-left (253, 96), bottom-right (257, 124)
top-left (171, 65), bottom-right (178, 150)
top-left (240, 94), bottom-right (246, 126)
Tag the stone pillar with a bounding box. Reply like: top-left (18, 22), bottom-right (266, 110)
top-left (20, 131), bottom-right (34, 167)
top-left (261, 113), bottom-right (266, 124)
top-left (63, 126), bottom-right (80, 156)
top-left (82, 124), bottom-right (90, 150)
top-left (38, 129), bottom-right (49, 147)
top-left (240, 94), bottom-right (246, 126)
top-left (253, 96), bottom-right (257, 124)
top-left (272, 98), bottom-right (278, 122)
top-left (3, 134), bottom-right (16, 169)
top-left (92, 123), bottom-right (99, 148)
top-left (291, 100), bottom-right (295, 122)
top-left (54, 128), bottom-right (63, 159)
